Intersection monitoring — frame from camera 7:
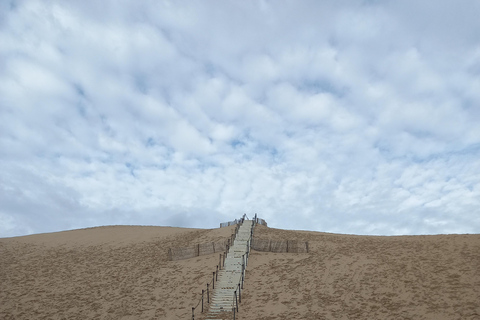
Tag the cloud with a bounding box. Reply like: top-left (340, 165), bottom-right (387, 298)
top-left (1, 0), bottom-right (480, 237)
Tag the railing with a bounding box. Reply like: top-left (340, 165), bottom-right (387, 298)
top-left (191, 220), bottom-right (243, 320)
top-left (220, 213), bottom-right (252, 228)
top-left (168, 240), bottom-right (229, 261)
top-left (169, 222), bottom-right (245, 261)
top-left (191, 250), bottom-right (228, 319)
top-left (220, 219), bottom-right (239, 228)
top-left (190, 214), bottom-right (263, 320)
top-left (251, 238), bottom-right (309, 253)
top-left (188, 240), bottom-right (235, 320)
top-left (255, 217), bottom-right (267, 227)
top-left (231, 220), bottom-right (253, 320)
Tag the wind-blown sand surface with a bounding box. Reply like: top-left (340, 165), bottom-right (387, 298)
top-left (243, 225), bottom-right (480, 320)
top-left (0, 225), bottom-right (235, 319)
top-left (1, 224), bottom-right (479, 319)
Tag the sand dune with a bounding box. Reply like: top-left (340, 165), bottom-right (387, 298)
top-left (243, 225), bottom-right (480, 320)
top-left (1, 224), bottom-right (479, 319)
top-left (0, 225), bottom-right (234, 319)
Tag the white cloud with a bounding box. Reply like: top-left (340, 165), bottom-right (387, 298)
top-left (1, 0), bottom-right (480, 237)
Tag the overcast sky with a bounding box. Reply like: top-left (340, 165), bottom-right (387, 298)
top-left (1, 0), bottom-right (480, 238)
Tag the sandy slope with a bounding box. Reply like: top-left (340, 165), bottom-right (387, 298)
top-left (241, 225), bottom-right (480, 320)
top-left (0, 225), bottom-right (234, 319)
top-left (1, 224), bottom-right (479, 320)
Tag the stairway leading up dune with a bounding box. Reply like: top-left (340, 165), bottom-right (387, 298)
top-left (205, 219), bottom-right (253, 319)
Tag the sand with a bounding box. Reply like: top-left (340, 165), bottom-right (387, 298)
top-left (1, 224), bottom-right (479, 320)
top-left (241, 225), bottom-right (480, 320)
top-left (0, 225), bottom-right (235, 319)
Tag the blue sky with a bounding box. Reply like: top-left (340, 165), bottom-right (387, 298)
top-left (1, 0), bottom-right (480, 237)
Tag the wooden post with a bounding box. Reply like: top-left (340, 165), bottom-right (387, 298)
top-left (213, 242), bottom-right (215, 253)
top-left (233, 306), bottom-right (235, 320)
top-left (207, 283), bottom-right (209, 304)
top-left (235, 290), bottom-right (238, 312)
top-left (192, 307), bottom-right (194, 320)
top-left (241, 270), bottom-right (244, 289)
top-left (241, 258), bottom-right (245, 289)
top-left (286, 240), bottom-right (289, 253)
top-left (306, 241), bottom-right (309, 253)
top-left (219, 254), bottom-right (222, 270)
top-left (238, 283), bottom-right (241, 303)
top-left (197, 243), bottom-right (200, 257)
top-left (201, 290), bottom-right (204, 313)
top-left (216, 265), bottom-right (218, 281)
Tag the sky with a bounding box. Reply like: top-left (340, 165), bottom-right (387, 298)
top-left (1, 0), bottom-right (480, 238)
